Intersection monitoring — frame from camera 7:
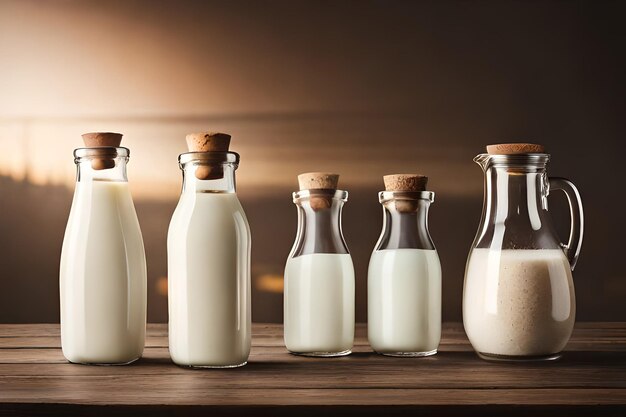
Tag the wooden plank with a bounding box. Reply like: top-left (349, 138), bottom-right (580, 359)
top-left (0, 358), bottom-right (624, 389)
top-left (0, 383), bottom-right (625, 406)
top-left (3, 342), bottom-right (625, 365)
top-left (1, 404), bottom-right (625, 417)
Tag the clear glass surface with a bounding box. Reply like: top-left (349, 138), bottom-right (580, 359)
top-left (289, 189), bottom-right (350, 257)
top-left (374, 191), bottom-right (436, 251)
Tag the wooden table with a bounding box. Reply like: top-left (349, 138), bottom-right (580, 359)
top-left (0, 323), bottom-right (625, 416)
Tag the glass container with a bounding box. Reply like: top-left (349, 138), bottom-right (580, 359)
top-left (284, 189), bottom-right (355, 357)
top-left (60, 146), bottom-right (147, 365)
top-left (368, 190), bottom-right (442, 356)
top-left (167, 151), bottom-right (251, 368)
top-left (463, 151), bottom-right (583, 361)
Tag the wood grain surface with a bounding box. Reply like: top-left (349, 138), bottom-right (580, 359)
top-left (0, 323), bottom-right (625, 416)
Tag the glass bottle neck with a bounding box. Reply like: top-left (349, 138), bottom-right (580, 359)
top-left (179, 152), bottom-right (239, 194)
top-left (289, 189), bottom-right (349, 257)
top-left (181, 163), bottom-right (237, 193)
top-left (374, 191), bottom-right (435, 251)
top-left (74, 147), bottom-right (129, 182)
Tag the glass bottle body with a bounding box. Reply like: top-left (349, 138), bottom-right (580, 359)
top-left (463, 153), bottom-right (583, 361)
top-left (60, 147), bottom-right (147, 365)
top-left (284, 189), bottom-right (355, 357)
top-left (167, 152), bottom-right (251, 368)
top-left (368, 191), bottom-right (441, 356)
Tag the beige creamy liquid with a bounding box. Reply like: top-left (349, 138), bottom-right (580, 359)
top-left (368, 249), bottom-right (441, 354)
top-left (463, 249), bottom-right (575, 357)
top-left (284, 253), bottom-right (355, 354)
top-left (60, 180), bottom-right (146, 364)
top-left (168, 192), bottom-right (251, 367)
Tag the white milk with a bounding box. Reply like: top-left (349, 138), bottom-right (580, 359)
top-left (168, 192), bottom-right (251, 367)
top-left (60, 180), bottom-right (146, 364)
top-left (368, 249), bottom-right (441, 355)
top-left (463, 248), bottom-right (575, 357)
top-left (284, 253), bottom-right (355, 355)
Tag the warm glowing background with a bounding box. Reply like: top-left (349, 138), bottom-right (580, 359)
top-left (1, 0), bottom-right (624, 323)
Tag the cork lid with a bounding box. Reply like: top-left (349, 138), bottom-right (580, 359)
top-left (383, 174), bottom-right (428, 192)
top-left (486, 143), bottom-right (545, 155)
top-left (186, 132), bottom-right (231, 153)
top-left (185, 132), bottom-right (233, 180)
top-left (298, 172), bottom-right (339, 191)
top-left (82, 132), bottom-right (123, 148)
top-left (81, 132), bottom-right (123, 170)
top-left (297, 172), bottom-right (340, 211)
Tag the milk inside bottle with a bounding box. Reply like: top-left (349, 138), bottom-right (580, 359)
top-left (60, 132), bottom-right (147, 365)
top-left (284, 172), bottom-right (355, 357)
top-left (463, 143), bottom-right (584, 361)
top-left (168, 132), bottom-right (251, 368)
top-left (368, 174), bottom-right (441, 356)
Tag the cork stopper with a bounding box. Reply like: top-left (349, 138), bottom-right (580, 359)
top-left (298, 172), bottom-right (339, 191)
top-left (383, 174), bottom-right (428, 192)
top-left (486, 143), bottom-right (545, 155)
top-left (297, 172), bottom-right (339, 211)
top-left (185, 132), bottom-right (231, 153)
top-left (383, 174), bottom-right (427, 213)
top-left (185, 132), bottom-right (232, 180)
top-left (81, 132), bottom-right (123, 170)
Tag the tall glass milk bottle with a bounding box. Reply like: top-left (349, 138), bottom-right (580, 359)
top-left (168, 132), bottom-right (251, 368)
top-left (60, 132), bottom-right (147, 365)
top-left (463, 143), bottom-right (584, 361)
top-left (284, 172), bottom-right (355, 357)
top-left (368, 174), bottom-right (441, 356)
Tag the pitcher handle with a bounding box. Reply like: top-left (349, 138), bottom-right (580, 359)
top-left (549, 177), bottom-right (584, 271)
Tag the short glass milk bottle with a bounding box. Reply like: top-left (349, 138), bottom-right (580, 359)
top-left (284, 172), bottom-right (355, 357)
top-left (168, 132), bottom-right (251, 368)
top-left (463, 143), bottom-right (584, 361)
top-left (60, 132), bottom-right (147, 365)
top-left (368, 174), bottom-right (441, 356)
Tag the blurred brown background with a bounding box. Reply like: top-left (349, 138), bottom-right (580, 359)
top-left (0, 0), bottom-right (624, 323)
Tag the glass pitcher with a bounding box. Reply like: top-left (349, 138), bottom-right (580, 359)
top-left (463, 144), bottom-right (583, 361)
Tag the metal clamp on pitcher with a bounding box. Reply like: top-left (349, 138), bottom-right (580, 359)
top-left (463, 143), bottom-right (584, 361)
